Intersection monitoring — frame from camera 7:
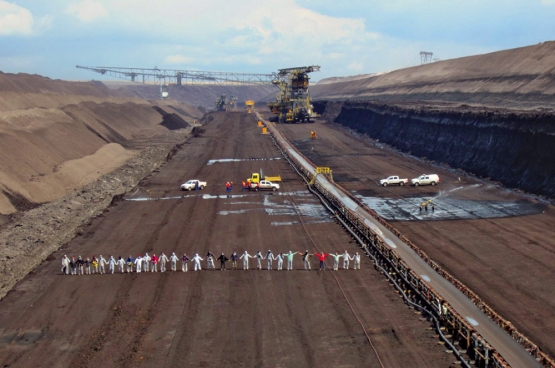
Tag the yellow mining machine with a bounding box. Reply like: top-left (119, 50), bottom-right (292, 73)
top-left (245, 100), bottom-right (255, 113)
top-left (268, 65), bottom-right (320, 124)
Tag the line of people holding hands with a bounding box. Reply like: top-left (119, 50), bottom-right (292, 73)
top-left (61, 250), bottom-right (362, 275)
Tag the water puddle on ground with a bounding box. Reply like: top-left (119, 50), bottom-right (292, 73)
top-left (207, 157), bottom-right (282, 165)
top-left (354, 192), bottom-right (544, 221)
top-left (124, 190), bottom-right (330, 225)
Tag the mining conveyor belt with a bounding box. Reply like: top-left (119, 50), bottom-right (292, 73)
top-left (256, 112), bottom-right (550, 368)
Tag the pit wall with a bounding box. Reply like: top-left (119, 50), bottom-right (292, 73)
top-left (314, 101), bottom-right (555, 198)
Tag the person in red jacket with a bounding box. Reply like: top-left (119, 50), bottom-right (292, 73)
top-left (151, 254), bottom-right (159, 272)
top-left (314, 252), bottom-right (330, 271)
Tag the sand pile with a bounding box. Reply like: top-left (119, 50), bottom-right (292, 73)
top-left (0, 72), bottom-right (202, 215)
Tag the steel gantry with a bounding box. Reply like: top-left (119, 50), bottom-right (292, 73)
top-left (76, 65), bottom-right (281, 86)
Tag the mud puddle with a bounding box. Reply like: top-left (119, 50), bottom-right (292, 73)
top-left (354, 192), bottom-right (544, 221)
top-left (207, 157), bottom-right (282, 165)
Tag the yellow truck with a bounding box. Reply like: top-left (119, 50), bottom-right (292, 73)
top-left (247, 170), bottom-right (282, 186)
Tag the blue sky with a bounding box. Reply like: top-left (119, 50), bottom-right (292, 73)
top-left (1, 0), bottom-right (555, 81)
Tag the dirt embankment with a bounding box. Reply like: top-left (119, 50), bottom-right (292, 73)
top-left (312, 41), bottom-right (555, 109)
top-left (0, 72), bottom-right (203, 215)
top-left (314, 100), bottom-right (555, 198)
top-left (0, 127), bottom-right (196, 300)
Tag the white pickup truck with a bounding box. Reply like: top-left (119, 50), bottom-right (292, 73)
top-left (410, 174), bottom-right (440, 186)
top-left (180, 179), bottom-right (207, 191)
top-left (379, 176), bottom-right (409, 186)
top-left (250, 180), bottom-right (280, 191)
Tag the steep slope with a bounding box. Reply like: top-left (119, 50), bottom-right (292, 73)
top-left (0, 72), bottom-right (202, 214)
top-left (312, 41), bottom-right (555, 109)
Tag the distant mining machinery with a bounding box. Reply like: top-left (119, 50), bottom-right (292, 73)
top-left (214, 94), bottom-right (238, 111)
top-left (267, 65), bottom-right (320, 124)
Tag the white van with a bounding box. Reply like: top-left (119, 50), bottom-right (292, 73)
top-left (411, 174), bottom-right (440, 186)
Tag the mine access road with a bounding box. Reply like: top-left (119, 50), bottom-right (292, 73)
top-left (0, 112), bottom-right (455, 368)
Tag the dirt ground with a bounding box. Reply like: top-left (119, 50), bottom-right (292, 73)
top-left (0, 112), bottom-right (454, 368)
top-left (277, 120), bottom-right (555, 359)
top-left (311, 41), bottom-right (555, 109)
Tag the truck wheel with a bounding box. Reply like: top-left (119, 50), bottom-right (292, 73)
top-left (399, 182), bottom-right (404, 186)
top-left (200, 186), bottom-right (205, 190)
top-left (431, 182), bottom-right (436, 186)
top-left (188, 187), bottom-right (192, 191)
top-left (382, 183), bottom-right (388, 187)
top-left (272, 187), bottom-right (277, 191)
top-left (414, 182), bottom-right (419, 186)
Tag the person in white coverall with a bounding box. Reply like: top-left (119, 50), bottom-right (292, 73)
top-left (170, 252), bottom-right (179, 271)
top-left (329, 253), bottom-right (343, 271)
top-left (240, 251), bottom-right (253, 270)
top-left (264, 250), bottom-right (275, 270)
top-left (143, 253), bottom-right (151, 272)
top-left (117, 256), bottom-right (125, 273)
top-left (135, 255), bottom-right (143, 273)
top-left (283, 251), bottom-right (298, 271)
top-left (192, 253), bottom-right (203, 271)
top-left (159, 253), bottom-right (169, 272)
top-left (108, 256), bottom-right (117, 274)
top-left (99, 255), bottom-right (108, 274)
top-left (353, 252), bottom-right (361, 270)
top-left (342, 250), bottom-right (353, 269)
top-left (61, 255), bottom-right (70, 275)
top-left (255, 251), bottom-right (263, 270)
top-left (275, 253), bottom-right (284, 270)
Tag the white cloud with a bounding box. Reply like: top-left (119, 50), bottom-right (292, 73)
top-left (164, 55), bottom-right (194, 64)
top-left (348, 61), bottom-right (364, 72)
top-left (66, 0), bottom-right (108, 23)
top-left (542, 0), bottom-right (555, 4)
top-left (83, 0), bottom-right (384, 76)
top-left (0, 1), bottom-right (34, 35)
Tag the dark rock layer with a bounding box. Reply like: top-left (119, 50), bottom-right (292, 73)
top-left (315, 100), bottom-right (555, 198)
